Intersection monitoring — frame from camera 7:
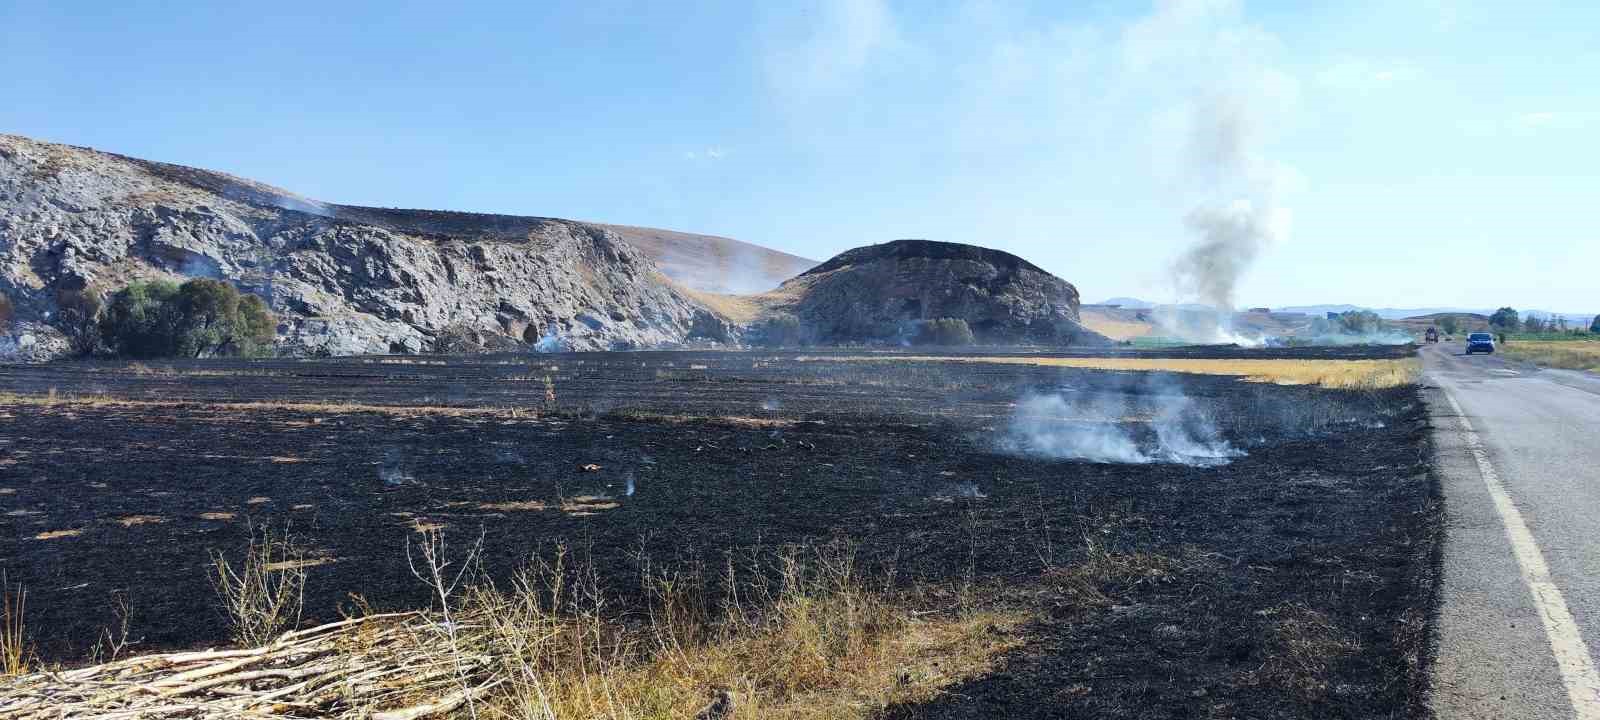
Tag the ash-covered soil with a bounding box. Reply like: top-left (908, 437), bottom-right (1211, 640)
top-left (0, 347), bottom-right (1438, 718)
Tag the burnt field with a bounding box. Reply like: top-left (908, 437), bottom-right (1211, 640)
top-left (0, 346), bottom-right (1437, 718)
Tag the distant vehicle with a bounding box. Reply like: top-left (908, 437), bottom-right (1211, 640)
top-left (1465, 332), bottom-right (1495, 354)
top-left (1425, 327), bottom-right (1439, 343)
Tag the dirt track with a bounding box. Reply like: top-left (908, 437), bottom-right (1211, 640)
top-left (1, 347), bottom-right (1437, 718)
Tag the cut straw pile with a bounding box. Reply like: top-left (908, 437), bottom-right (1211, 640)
top-left (0, 612), bottom-right (498, 720)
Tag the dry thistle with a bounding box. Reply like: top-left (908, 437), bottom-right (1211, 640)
top-left (210, 525), bottom-right (307, 646)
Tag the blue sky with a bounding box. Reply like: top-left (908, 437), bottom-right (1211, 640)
top-left (3, 1), bottom-right (1595, 312)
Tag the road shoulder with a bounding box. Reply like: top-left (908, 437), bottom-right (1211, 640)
top-left (1424, 373), bottom-right (1572, 719)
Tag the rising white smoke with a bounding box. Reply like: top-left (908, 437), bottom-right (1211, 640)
top-left (1173, 199), bottom-right (1287, 315)
top-left (1008, 393), bottom-right (1150, 464)
top-left (1002, 375), bottom-right (1242, 466)
top-left (1131, 3), bottom-right (1299, 345)
top-left (1159, 91), bottom-right (1294, 345)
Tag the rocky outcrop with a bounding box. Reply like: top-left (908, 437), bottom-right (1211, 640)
top-left (765, 239), bottom-right (1107, 346)
top-left (0, 134), bottom-right (1105, 359)
top-left (0, 134), bottom-right (725, 357)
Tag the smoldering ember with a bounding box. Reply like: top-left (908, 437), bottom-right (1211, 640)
top-left (0, 124), bottom-right (1572, 719)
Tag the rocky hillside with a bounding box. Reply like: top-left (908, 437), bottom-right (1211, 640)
top-left (760, 239), bottom-right (1106, 345)
top-left (0, 134), bottom-right (738, 356)
top-left (0, 134), bottom-right (1102, 358)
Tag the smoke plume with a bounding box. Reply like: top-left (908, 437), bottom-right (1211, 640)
top-left (1136, 1), bottom-right (1299, 343)
top-left (1172, 200), bottom-right (1277, 312)
top-left (1002, 375), bottom-right (1242, 466)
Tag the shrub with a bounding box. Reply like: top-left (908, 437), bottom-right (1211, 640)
top-left (760, 313), bottom-right (804, 347)
top-left (0, 293), bottom-right (13, 334)
top-left (56, 289), bottom-right (104, 356)
top-left (100, 280), bottom-right (180, 357)
top-left (433, 323), bottom-right (486, 354)
top-left (1438, 316), bottom-right (1460, 335)
top-left (913, 318), bottom-right (976, 346)
top-left (1592, 315), bottom-right (1600, 334)
top-left (100, 279), bottom-right (275, 358)
top-left (210, 526), bottom-right (306, 646)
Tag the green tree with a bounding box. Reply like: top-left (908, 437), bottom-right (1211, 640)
top-left (1591, 315), bottom-right (1600, 334)
top-left (1489, 307), bottom-right (1519, 330)
top-left (100, 280), bottom-right (181, 358)
top-left (1438, 315), bottom-right (1461, 335)
top-left (236, 294), bottom-right (276, 352)
top-left (56, 289), bottom-right (104, 356)
top-left (173, 279), bottom-right (243, 357)
top-left (101, 279), bottom-right (274, 358)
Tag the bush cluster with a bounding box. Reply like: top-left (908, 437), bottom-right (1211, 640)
top-left (911, 318), bottom-right (976, 346)
top-left (1489, 307), bottom-right (1519, 330)
top-left (97, 279), bottom-right (275, 358)
top-left (759, 313), bottom-right (804, 347)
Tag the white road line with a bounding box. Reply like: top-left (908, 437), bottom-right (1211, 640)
top-left (1444, 388), bottom-right (1600, 717)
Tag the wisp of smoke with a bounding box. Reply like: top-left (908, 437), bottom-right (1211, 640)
top-left (1152, 304), bottom-right (1266, 347)
top-left (531, 331), bottom-right (569, 353)
top-left (1002, 377), bottom-right (1242, 466)
top-left (379, 445), bottom-right (415, 486)
top-left (1147, 391), bottom-right (1240, 465)
top-left (1007, 393), bottom-right (1150, 464)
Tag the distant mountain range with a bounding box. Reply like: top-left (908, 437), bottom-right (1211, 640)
top-left (1096, 299), bottom-right (1596, 325)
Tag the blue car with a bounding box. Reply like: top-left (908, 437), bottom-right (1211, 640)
top-left (1465, 332), bottom-right (1495, 354)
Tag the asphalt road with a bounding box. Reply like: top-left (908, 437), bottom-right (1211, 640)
top-left (1425, 342), bottom-right (1600, 718)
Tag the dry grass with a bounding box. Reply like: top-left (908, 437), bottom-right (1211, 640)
top-left (1251, 603), bottom-right (1361, 698)
top-left (2, 576), bottom-right (29, 677)
top-left (807, 356), bottom-right (1421, 389)
top-left (0, 392), bottom-right (528, 419)
top-left (677, 286), bottom-right (769, 325)
top-left (1499, 340), bottom-right (1600, 371)
top-left (1078, 309), bottom-right (1156, 341)
top-left (605, 409), bottom-right (800, 429)
top-left (33, 529), bottom-right (83, 541)
top-left (477, 500), bottom-right (549, 513)
top-left (461, 541), bottom-right (1026, 720)
top-left (1040, 536), bottom-right (1186, 610)
top-left (6, 540), bottom-right (1025, 719)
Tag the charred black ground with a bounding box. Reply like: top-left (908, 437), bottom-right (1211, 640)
top-left (0, 347), bottom-right (1437, 718)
